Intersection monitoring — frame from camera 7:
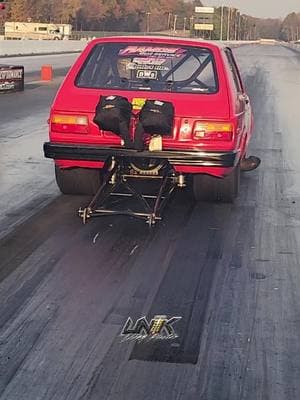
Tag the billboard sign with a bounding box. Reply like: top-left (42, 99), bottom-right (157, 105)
top-left (0, 65), bottom-right (24, 92)
top-left (194, 23), bottom-right (214, 31)
top-left (195, 7), bottom-right (215, 14)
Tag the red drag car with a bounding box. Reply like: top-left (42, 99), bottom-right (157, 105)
top-left (44, 36), bottom-right (257, 223)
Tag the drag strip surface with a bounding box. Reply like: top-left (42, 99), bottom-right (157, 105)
top-left (0, 76), bottom-right (62, 238)
top-left (0, 51), bottom-right (80, 237)
top-left (0, 44), bottom-right (300, 400)
top-left (0, 53), bottom-right (79, 79)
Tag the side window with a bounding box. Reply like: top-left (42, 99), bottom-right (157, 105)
top-left (225, 49), bottom-right (243, 93)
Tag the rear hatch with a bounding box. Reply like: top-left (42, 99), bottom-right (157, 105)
top-left (52, 41), bottom-right (231, 150)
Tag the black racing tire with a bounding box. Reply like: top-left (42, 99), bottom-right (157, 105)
top-left (55, 166), bottom-right (102, 195)
top-left (192, 165), bottom-right (240, 203)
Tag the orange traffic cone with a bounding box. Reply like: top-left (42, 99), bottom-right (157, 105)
top-left (41, 65), bottom-right (53, 81)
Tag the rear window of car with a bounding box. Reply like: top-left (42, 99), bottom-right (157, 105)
top-left (76, 42), bottom-right (218, 94)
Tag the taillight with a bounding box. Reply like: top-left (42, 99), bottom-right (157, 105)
top-left (51, 114), bottom-right (89, 134)
top-left (193, 122), bottom-right (233, 141)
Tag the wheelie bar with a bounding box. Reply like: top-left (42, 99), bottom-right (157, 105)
top-left (78, 157), bottom-right (178, 226)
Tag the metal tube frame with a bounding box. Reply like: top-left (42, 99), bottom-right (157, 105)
top-left (78, 157), bottom-right (177, 226)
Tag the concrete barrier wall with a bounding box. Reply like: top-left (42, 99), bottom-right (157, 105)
top-left (222, 40), bottom-right (260, 48)
top-left (0, 40), bottom-right (88, 57)
top-left (0, 38), bottom-right (261, 57)
top-left (281, 42), bottom-right (300, 53)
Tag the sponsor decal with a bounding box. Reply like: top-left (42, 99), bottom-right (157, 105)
top-left (133, 57), bottom-right (167, 65)
top-left (0, 69), bottom-right (23, 80)
top-left (121, 315), bottom-right (182, 342)
top-left (0, 67), bottom-right (24, 91)
top-left (0, 82), bottom-right (15, 91)
top-left (131, 97), bottom-right (146, 110)
top-left (119, 46), bottom-right (186, 58)
top-left (127, 61), bottom-right (169, 72)
top-left (136, 70), bottom-right (158, 79)
top-left (126, 57), bottom-right (169, 72)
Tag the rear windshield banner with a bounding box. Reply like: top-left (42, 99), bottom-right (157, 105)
top-left (119, 46), bottom-right (186, 58)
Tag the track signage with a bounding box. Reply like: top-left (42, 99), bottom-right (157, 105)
top-left (0, 65), bottom-right (24, 92)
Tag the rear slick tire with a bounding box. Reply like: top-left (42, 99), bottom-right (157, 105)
top-left (193, 165), bottom-right (240, 203)
top-left (55, 166), bottom-right (102, 195)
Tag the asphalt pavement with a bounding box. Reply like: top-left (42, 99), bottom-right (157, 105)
top-left (0, 45), bottom-right (300, 400)
top-left (0, 54), bottom-right (76, 237)
top-left (0, 53), bottom-right (79, 82)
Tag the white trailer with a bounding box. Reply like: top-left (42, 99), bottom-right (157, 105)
top-left (4, 22), bottom-right (72, 40)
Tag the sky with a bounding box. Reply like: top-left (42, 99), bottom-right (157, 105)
top-left (209, 0), bottom-right (300, 18)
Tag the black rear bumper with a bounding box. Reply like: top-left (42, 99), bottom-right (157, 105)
top-left (43, 142), bottom-right (239, 168)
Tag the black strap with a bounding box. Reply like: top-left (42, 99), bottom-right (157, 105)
top-left (133, 122), bottom-right (145, 151)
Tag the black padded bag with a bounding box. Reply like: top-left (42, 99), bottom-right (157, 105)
top-left (93, 95), bottom-right (133, 147)
top-left (138, 100), bottom-right (174, 136)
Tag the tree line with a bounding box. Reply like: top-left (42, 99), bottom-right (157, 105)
top-left (280, 12), bottom-right (300, 41)
top-left (7, 0), bottom-right (202, 32)
top-left (238, 13), bottom-right (300, 41)
top-left (3, 1), bottom-right (300, 40)
top-left (209, 7), bottom-right (300, 41)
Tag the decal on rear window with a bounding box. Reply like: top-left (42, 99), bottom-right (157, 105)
top-left (126, 58), bottom-right (169, 72)
top-left (119, 46), bottom-right (186, 58)
top-left (136, 70), bottom-right (158, 80)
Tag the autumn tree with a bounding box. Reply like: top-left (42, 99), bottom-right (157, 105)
top-left (280, 12), bottom-right (300, 41)
top-left (9, 0), bottom-right (28, 21)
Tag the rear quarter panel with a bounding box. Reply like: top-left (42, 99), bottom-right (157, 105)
top-left (220, 48), bottom-right (254, 157)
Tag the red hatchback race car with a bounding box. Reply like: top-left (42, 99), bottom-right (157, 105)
top-left (44, 36), bottom-right (259, 225)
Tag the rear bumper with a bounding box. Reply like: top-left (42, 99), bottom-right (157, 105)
top-left (44, 142), bottom-right (239, 168)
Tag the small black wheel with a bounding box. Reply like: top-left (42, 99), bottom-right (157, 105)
top-left (129, 158), bottom-right (166, 175)
top-left (55, 166), bottom-right (102, 195)
top-left (193, 165), bottom-right (240, 203)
